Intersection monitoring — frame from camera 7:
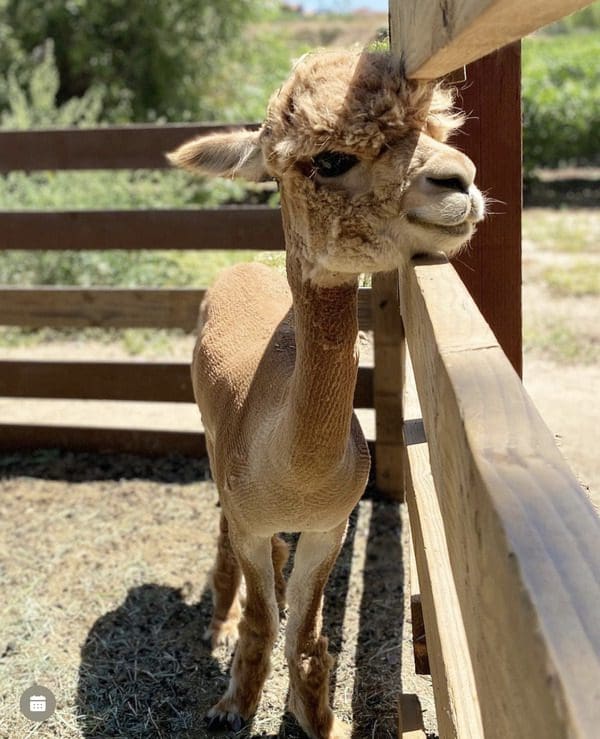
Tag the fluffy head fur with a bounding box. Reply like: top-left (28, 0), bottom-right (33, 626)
top-left (261, 49), bottom-right (462, 174)
top-left (169, 48), bottom-right (484, 283)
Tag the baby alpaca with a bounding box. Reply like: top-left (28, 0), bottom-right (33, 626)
top-left (169, 49), bottom-right (484, 738)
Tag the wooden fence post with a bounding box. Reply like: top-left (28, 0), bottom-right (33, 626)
top-left (372, 270), bottom-right (405, 500)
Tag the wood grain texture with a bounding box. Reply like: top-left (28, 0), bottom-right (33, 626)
top-left (372, 270), bottom-right (405, 499)
top-left (390, 0), bottom-right (593, 78)
top-left (404, 419), bottom-right (484, 738)
top-left (0, 286), bottom-right (374, 332)
top-left (0, 208), bottom-right (285, 252)
top-left (0, 360), bottom-right (374, 407)
top-left (400, 255), bottom-right (600, 738)
top-left (453, 44), bottom-right (523, 376)
top-left (0, 123), bottom-right (258, 172)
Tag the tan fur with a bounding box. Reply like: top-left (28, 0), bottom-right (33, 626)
top-left (169, 50), bottom-right (485, 737)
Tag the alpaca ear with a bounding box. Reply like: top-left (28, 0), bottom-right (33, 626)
top-left (167, 130), bottom-right (268, 181)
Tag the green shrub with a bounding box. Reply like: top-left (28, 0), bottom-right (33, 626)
top-left (0, 0), bottom-right (265, 122)
top-left (522, 32), bottom-right (600, 175)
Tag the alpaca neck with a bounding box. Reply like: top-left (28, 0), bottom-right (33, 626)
top-left (281, 244), bottom-right (360, 471)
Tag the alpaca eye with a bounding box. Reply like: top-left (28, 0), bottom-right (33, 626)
top-left (311, 151), bottom-right (359, 178)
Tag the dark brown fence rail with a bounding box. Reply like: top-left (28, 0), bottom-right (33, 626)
top-left (0, 123), bottom-right (258, 171)
top-left (0, 360), bottom-right (374, 407)
top-left (0, 286), bottom-right (374, 331)
top-left (0, 208), bottom-right (285, 251)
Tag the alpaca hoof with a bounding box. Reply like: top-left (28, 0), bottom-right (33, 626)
top-left (205, 708), bottom-right (245, 733)
top-left (204, 618), bottom-right (240, 650)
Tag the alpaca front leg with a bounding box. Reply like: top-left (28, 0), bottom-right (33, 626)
top-left (206, 532), bottom-right (279, 732)
top-left (206, 512), bottom-right (242, 649)
top-left (285, 523), bottom-right (350, 739)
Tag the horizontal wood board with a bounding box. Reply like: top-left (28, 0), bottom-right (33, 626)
top-left (0, 286), bottom-right (374, 331)
top-left (0, 208), bottom-right (285, 252)
top-left (0, 360), bottom-right (374, 408)
top-left (391, 0), bottom-right (593, 78)
top-left (0, 423), bottom-right (377, 460)
top-left (0, 423), bottom-right (207, 458)
top-left (400, 255), bottom-right (600, 738)
top-left (0, 123), bottom-right (258, 172)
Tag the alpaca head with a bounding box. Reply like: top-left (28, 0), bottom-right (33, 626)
top-left (169, 50), bottom-right (485, 285)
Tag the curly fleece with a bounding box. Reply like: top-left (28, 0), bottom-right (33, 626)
top-left (261, 49), bottom-right (463, 174)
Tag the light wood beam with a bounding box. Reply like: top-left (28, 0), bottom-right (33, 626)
top-left (399, 254), bottom-right (600, 738)
top-left (390, 0), bottom-right (593, 78)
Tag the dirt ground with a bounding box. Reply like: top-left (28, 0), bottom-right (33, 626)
top-left (0, 454), bottom-right (434, 739)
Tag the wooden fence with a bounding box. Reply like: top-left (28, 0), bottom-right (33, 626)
top-left (391, 2), bottom-right (599, 738)
top-left (0, 0), bottom-right (598, 737)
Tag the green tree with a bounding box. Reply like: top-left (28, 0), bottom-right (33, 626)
top-left (0, 0), bottom-right (267, 122)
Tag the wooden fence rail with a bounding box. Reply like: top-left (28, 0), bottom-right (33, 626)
top-left (0, 286), bottom-right (374, 331)
top-left (0, 207), bottom-right (285, 251)
top-left (0, 360), bottom-right (374, 406)
top-left (399, 255), bottom-right (600, 738)
top-left (0, 122), bottom-right (257, 171)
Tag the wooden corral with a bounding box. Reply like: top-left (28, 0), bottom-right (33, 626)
top-left (0, 1), bottom-right (599, 737)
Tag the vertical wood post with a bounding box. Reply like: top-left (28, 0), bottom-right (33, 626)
top-left (372, 270), bottom-right (405, 499)
top-left (452, 43), bottom-right (523, 376)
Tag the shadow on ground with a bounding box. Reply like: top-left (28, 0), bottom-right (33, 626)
top-left (76, 498), bottom-right (405, 738)
top-left (76, 584), bottom-right (224, 738)
top-left (0, 449), bottom-right (211, 483)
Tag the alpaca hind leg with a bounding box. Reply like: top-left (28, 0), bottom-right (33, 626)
top-left (272, 534), bottom-right (289, 613)
top-left (205, 512), bottom-right (242, 649)
top-left (206, 531), bottom-right (279, 732)
top-left (285, 522), bottom-right (349, 739)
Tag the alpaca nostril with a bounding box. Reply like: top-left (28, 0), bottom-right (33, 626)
top-left (426, 175), bottom-right (469, 194)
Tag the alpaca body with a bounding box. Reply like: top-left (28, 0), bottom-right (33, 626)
top-left (169, 49), bottom-right (485, 738)
top-left (193, 259), bottom-right (369, 537)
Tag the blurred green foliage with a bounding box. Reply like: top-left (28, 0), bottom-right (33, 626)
top-left (522, 31), bottom-right (600, 177)
top-left (0, 0), bottom-right (277, 122)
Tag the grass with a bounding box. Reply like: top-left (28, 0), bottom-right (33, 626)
top-left (524, 319), bottom-right (600, 365)
top-left (543, 262), bottom-right (600, 297)
top-left (522, 208), bottom-right (600, 254)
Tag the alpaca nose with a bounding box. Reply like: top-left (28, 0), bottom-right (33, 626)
top-left (420, 152), bottom-right (476, 194)
top-left (426, 174), bottom-right (469, 193)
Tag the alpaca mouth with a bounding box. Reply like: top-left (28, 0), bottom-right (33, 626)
top-left (407, 214), bottom-right (474, 237)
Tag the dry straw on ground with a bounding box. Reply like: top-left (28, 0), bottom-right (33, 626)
top-left (0, 452), bottom-right (436, 739)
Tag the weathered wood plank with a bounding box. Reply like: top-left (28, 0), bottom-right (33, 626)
top-left (0, 208), bottom-right (285, 251)
top-left (390, 0), bottom-right (593, 78)
top-left (0, 421), bottom-right (376, 461)
top-left (0, 423), bottom-right (206, 457)
top-left (0, 287), bottom-right (205, 330)
top-left (0, 360), bottom-right (374, 407)
top-left (0, 286), bottom-right (374, 331)
top-left (400, 255), bottom-right (600, 738)
top-left (0, 123), bottom-right (258, 172)
top-left (372, 270), bottom-right (405, 499)
top-left (404, 418), bottom-right (483, 738)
